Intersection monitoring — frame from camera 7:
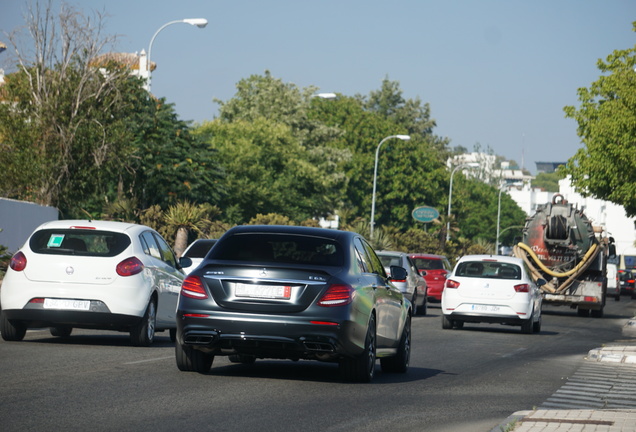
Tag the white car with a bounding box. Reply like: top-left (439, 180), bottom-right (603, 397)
top-left (0, 220), bottom-right (185, 346)
top-left (180, 238), bottom-right (217, 275)
top-left (441, 255), bottom-right (545, 334)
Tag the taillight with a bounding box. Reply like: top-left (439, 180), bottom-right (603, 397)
top-left (116, 257), bottom-right (144, 276)
top-left (514, 283), bottom-right (530, 293)
top-left (445, 279), bottom-right (460, 289)
top-left (10, 252), bottom-right (27, 272)
top-left (317, 284), bottom-right (353, 307)
top-left (391, 278), bottom-right (406, 283)
top-left (181, 275), bottom-right (209, 299)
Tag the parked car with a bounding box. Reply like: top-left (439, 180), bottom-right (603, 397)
top-left (606, 263), bottom-right (620, 301)
top-left (376, 251), bottom-right (427, 315)
top-left (0, 220), bottom-right (185, 346)
top-left (180, 238), bottom-right (217, 274)
top-left (618, 269), bottom-right (635, 298)
top-left (409, 253), bottom-right (452, 302)
top-left (174, 225), bottom-right (412, 383)
top-left (441, 255), bottom-right (545, 334)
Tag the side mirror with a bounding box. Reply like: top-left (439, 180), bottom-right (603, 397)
top-left (419, 270), bottom-right (427, 277)
top-left (389, 265), bottom-right (408, 281)
top-left (179, 256), bottom-right (193, 269)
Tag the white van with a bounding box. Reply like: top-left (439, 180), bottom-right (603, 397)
top-left (606, 263), bottom-right (620, 301)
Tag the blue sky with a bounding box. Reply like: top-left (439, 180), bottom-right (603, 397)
top-left (1, 1), bottom-right (634, 174)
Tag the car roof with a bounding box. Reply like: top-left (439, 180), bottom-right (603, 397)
top-left (376, 250), bottom-right (405, 256)
top-left (33, 219), bottom-right (149, 234)
top-left (222, 225), bottom-right (356, 242)
top-left (455, 254), bottom-right (523, 265)
top-left (409, 253), bottom-right (447, 260)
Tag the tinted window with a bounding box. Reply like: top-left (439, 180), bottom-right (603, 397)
top-left (29, 229), bottom-right (130, 257)
top-left (413, 258), bottom-right (444, 270)
top-left (361, 240), bottom-right (386, 276)
top-left (378, 255), bottom-right (401, 268)
top-left (353, 238), bottom-right (370, 272)
top-left (210, 233), bottom-right (343, 266)
top-left (153, 233), bottom-right (178, 268)
top-left (456, 261), bottom-right (521, 279)
top-left (184, 240), bottom-right (217, 258)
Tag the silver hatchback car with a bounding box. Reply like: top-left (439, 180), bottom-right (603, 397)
top-left (376, 251), bottom-right (428, 316)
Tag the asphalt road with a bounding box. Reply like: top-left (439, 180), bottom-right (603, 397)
top-left (1, 299), bottom-right (634, 432)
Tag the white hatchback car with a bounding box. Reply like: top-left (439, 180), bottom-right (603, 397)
top-left (0, 220), bottom-right (185, 346)
top-left (441, 255), bottom-right (545, 334)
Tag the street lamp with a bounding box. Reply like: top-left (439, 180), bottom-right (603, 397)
top-left (495, 182), bottom-right (523, 254)
top-left (370, 134), bottom-right (411, 239)
top-left (146, 18), bottom-right (208, 92)
top-left (446, 162), bottom-right (479, 243)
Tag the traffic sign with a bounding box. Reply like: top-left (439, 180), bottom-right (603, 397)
top-left (412, 206), bottom-right (439, 223)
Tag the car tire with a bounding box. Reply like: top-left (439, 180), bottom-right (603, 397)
top-left (532, 315), bottom-right (541, 333)
top-left (50, 326), bottom-right (73, 337)
top-left (175, 343), bottom-right (214, 373)
top-left (615, 294), bottom-right (621, 301)
top-left (441, 314), bottom-right (453, 329)
top-left (380, 316), bottom-right (411, 373)
top-left (0, 310), bottom-right (26, 342)
top-left (411, 292), bottom-right (418, 316)
top-left (577, 308), bottom-right (590, 317)
top-left (130, 299), bottom-right (156, 347)
top-left (591, 307), bottom-right (604, 318)
top-left (340, 314), bottom-right (376, 383)
top-left (521, 317), bottom-right (533, 334)
top-left (228, 354), bottom-right (256, 364)
top-left (453, 320), bottom-right (464, 329)
top-left (169, 328), bottom-right (176, 342)
top-left (418, 294), bottom-right (427, 316)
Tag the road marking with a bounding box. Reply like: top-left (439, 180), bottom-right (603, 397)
top-left (502, 348), bottom-right (527, 358)
top-left (124, 356), bottom-right (174, 365)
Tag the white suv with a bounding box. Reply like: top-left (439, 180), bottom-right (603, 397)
top-left (0, 220), bottom-right (185, 346)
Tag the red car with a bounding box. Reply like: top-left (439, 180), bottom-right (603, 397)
top-left (409, 254), bottom-right (452, 302)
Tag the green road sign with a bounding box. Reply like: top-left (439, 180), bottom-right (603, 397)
top-left (412, 206), bottom-right (439, 223)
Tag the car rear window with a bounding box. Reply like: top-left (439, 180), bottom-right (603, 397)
top-left (29, 229), bottom-right (131, 257)
top-left (456, 261), bottom-right (521, 280)
top-left (413, 258), bottom-right (443, 270)
top-left (184, 240), bottom-right (217, 258)
top-left (209, 233), bottom-right (343, 266)
top-left (378, 255), bottom-right (400, 268)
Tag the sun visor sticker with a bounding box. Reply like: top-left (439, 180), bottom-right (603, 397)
top-left (48, 234), bottom-right (65, 248)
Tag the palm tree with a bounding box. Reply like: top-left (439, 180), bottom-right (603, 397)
top-left (163, 201), bottom-right (211, 258)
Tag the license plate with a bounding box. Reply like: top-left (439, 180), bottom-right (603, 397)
top-left (43, 298), bottom-right (91, 310)
top-left (235, 283), bottom-right (292, 299)
top-left (471, 304), bottom-right (501, 312)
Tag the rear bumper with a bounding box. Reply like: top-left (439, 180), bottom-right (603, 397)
top-left (176, 311), bottom-right (365, 360)
top-left (2, 306), bottom-right (142, 330)
top-left (444, 311), bottom-right (525, 325)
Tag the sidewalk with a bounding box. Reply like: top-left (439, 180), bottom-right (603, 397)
top-left (491, 318), bottom-right (636, 432)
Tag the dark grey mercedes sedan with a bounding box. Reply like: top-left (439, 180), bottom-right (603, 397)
top-left (174, 225), bottom-right (412, 382)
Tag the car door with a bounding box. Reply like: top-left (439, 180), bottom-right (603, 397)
top-left (357, 239), bottom-right (403, 346)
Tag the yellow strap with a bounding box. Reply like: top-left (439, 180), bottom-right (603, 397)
top-left (516, 241), bottom-right (598, 278)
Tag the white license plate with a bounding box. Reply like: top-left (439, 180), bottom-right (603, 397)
top-left (471, 304), bottom-right (501, 312)
top-left (235, 283), bottom-right (292, 299)
top-left (43, 298), bottom-right (91, 310)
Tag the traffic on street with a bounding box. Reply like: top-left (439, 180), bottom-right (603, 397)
top-left (1, 298), bottom-right (635, 432)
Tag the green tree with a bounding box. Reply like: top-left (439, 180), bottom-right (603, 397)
top-left (532, 171), bottom-right (564, 192)
top-left (562, 22), bottom-right (636, 216)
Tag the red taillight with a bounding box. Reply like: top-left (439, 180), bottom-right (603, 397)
top-left (317, 284), bottom-right (353, 307)
top-left (116, 257), bottom-right (144, 276)
top-left (628, 279), bottom-right (635, 284)
top-left (391, 278), bottom-right (406, 283)
top-left (445, 279), bottom-right (460, 289)
top-left (181, 275), bottom-right (209, 299)
top-left (514, 283), bottom-right (530, 293)
top-left (10, 252), bottom-right (27, 272)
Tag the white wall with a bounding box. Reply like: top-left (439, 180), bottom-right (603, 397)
top-left (0, 198), bottom-right (59, 253)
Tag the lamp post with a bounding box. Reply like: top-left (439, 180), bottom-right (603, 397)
top-left (446, 163), bottom-right (479, 243)
top-left (370, 134), bottom-right (411, 239)
top-left (495, 182), bottom-right (523, 254)
top-left (146, 18), bottom-right (208, 92)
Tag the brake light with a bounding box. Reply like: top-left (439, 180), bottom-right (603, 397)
top-left (116, 257), bottom-right (144, 276)
top-left (391, 278), bottom-right (406, 283)
top-left (317, 284), bottom-right (353, 307)
top-left (514, 283), bottom-right (530, 293)
top-left (10, 252), bottom-right (27, 272)
top-left (445, 279), bottom-right (460, 289)
top-left (181, 275), bottom-right (209, 299)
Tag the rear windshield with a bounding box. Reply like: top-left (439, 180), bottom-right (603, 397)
top-left (413, 258), bottom-right (443, 270)
top-left (29, 229), bottom-right (131, 257)
top-left (184, 240), bottom-right (217, 258)
top-left (209, 233), bottom-right (343, 266)
top-left (378, 255), bottom-right (401, 267)
top-left (456, 261), bottom-right (521, 280)
top-left (620, 271), bottom-right (633, 281)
